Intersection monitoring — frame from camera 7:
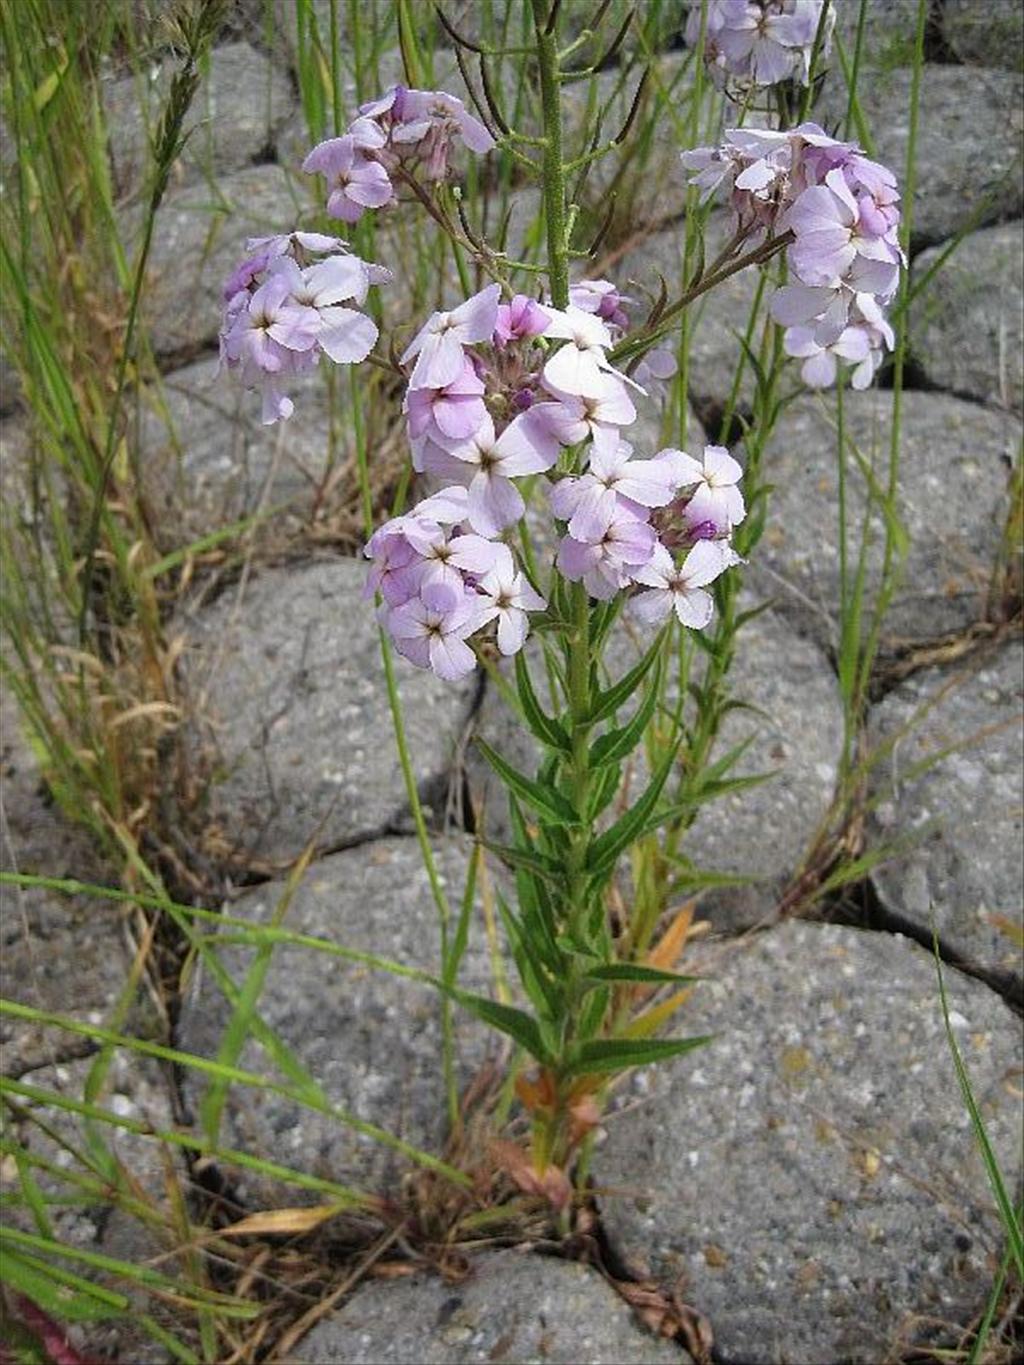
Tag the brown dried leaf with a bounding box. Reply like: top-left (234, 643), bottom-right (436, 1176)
top-left (217, 1204), bottom-right (346, 1238)
top-left (610, 1275), bottom-right (714, 1363)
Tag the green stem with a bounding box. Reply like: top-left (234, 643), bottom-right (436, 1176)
top-left (857, 0), bottom-right (927, 705)
top-left (530, 0), bottom-right (597, 1171)
top-left (531, 0), bottom-right (570, 311)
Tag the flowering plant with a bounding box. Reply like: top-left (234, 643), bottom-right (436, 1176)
top-left (218, 0), bottom-right (901, 1193)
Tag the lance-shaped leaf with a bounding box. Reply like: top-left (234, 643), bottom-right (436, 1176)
top-left (565, 1034), bottom-right (712, 1077)
top-left (582, 963), bottom-right (700, 987)
top-left (587, 630), bottom-right (664, 725)
top-left (476, 739), bottom-right (579, 826)
top-left (586, 744), bottom-right (678, 882)
top-left (590, 657), bottom-right (662, 769)
top-left (481, 836), bottom-right (566, 888)
top-left (495, 891), bottom-right (563, 1019)
top-left (445, 986), bottom-right (553, 1064)
top-left (514, 650), bottom-right (571, 753)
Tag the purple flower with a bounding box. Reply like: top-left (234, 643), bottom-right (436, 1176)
top-left (539, 380), bottom-right (637, 446)
top-left (687, 1), bottom-right (834, 89)
top-left (302, 130), bottom-right (393, 224)
top-left (436, 409), bottom-right (560, 538)
top-left (494, 294), bottom-right (551, 346)
top-left (360, 85), bottom-right (494, 181)
top-left (541, 306), bottom-right (635, 401)
top-left (401, 283), bottom-right (501, 390)
top-left (405, 359), bottom-right (488, 453)
top-left (386, 579), bottom-right (483, 681)
top-left (657, 445), bottom-right (747, 532)
top-left (549, 437), bottom-right (679, 542)
top-left (569, 279), bottom-right (631, 332)
top-left (629, 540), bottom-right (732, 630)
top-left (476, 558), bottom-right (547, 656)
top-left (219, 238), bottom-right (388, 423)
top-left (555, 492), bottom-right (657, 601)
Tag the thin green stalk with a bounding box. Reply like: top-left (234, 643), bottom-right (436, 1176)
top-left (532, 0), bottom-right (570, 312)
top-left (349, 358), bottom-right (459, 1131)
top-left (329, 0), bottom-right (343, 135)
top-left (857, 0), bottom-right (927, 701)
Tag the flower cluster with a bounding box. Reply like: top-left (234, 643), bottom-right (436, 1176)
top-left (219, 232), bottom-right (389, 423)
top-left (686, 0), bottom-right (835, 88)
top-left (683, 123), bottom-right (903, 389)
top-left (303, 85), bottom-right (494, 224)
top-left (365, 282), bottom-right (744, 679)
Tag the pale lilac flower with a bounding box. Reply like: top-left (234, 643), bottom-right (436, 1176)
top-left (718, 3), bottom-right (807, 86)
top-left (555, 494), bottom-right (657, 600)
top-left (476, 561), bottom-right (547, 656)
top-left (569, 279), bottom-right (631, 332)
top-left (783, 323), bottom-right (873, 389)
top-left (549, 440), bottom-right (678, 542)
top-left (402, 284), bottom-right (501, 390)
top-left (494, 295), bottom-right (551, 346)
top-left (405, 359), bottom-right (488, 451)
top-left (541, 306), bottom-right (634, 401)
top-left (383, 88), bottom-right (494, 173)
top-left (539, 378), bottom-right (637, 446)
top-left (633, 347), bottom-right (678, 393)
top-left (630, 540), bottom-right (731, 630)
top-left (439, 409), bottom-right (560, 537)
top-left (687, 1), bottom-right (834, 88)
top-left (659, 445), bottom-right (746, 531)
top-left (302, 130), bottom-right (393, 223)
top-left (271, 256), bottom-right (379, 363)
top-left (364, 512), bottom-right (434, 605)
top-left (386, 579), bottom-right (482, 681)
top-left (220, 273), bottom-right (320, 424)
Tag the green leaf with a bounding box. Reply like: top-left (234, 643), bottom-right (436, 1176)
top-left (590, 658), bottom-right (662, 769)
top-left (583, 963), bottom-right (699, 987)
top-left (481, 837), bottom-right (565, 888)
top-left (587, 631), bottom-right (664, 725)
top-left (565, 1034), bottom-right (712, 1077)
top-left (587, 761), bottom-right (622, 822)
top-left (934, 933), bottom-right (1023, 1280)
top-left (476, 739), bottom-right (580, 826)
top-left (514, 651), bottom-right (570, 752)
top-left (495, 892), bottom-right (562, 1019)
top-left (586, 745), bottom-right (678, 881)
top-left (0, 1246), bottom-right (125, 1323)
top-left (446, 988), bottom-right (552, 1064)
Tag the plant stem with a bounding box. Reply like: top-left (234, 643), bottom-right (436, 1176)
top-left (531, 0), bottom-right (598, 1173)
top-left (531, 0), bottom-right (569, 312)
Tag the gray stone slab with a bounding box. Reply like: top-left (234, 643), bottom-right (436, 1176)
top-left (596, 919), bottom-right (1023, 1364)
top-left (178, 836), bottom-right (501, 1203)
top-left (911, 222), bottom-right (1024, 413)
top-left (867, 641), bottom-right (1024, 995)
top-left (180, 558), bottom-right (476, 867)
top-left (943, 0), bottom-right (1024, 71)
top-left (833, 0), bottom-right (920, 68)
top-left (747, 390), bottom-right (1021, 656)
top-left (103, 42), bottom-right (295, 197)
top-left (293, 1248), bottom-right (686, 1364)
top-left (819, 64), bottom-right (1023, 246)
top-left (468, 594), bottom-right (842, 930)
top-left (136, 358), bottom-right (332, 548)
top-left (0, 688), bottom-right (147, 1076)
top-left (130, 163), bottom-right (306, 358)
